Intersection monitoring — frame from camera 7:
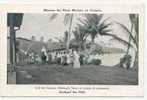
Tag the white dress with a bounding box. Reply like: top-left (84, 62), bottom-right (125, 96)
top-left (66, 54), bottom-right (71, 64)
top-left (73, 51), bottom-right (80, 68)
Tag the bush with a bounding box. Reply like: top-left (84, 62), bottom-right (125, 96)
top-left (91, 59), bottom-right (101, 65)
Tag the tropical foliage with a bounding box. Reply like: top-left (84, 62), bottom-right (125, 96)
top-left (50, 13), bottom-right (138, 68)
top-left (116, 14), bottom-right (139, 68)
top-left (72, 24), bottom-right (89, 50)
top-left (78, 14), bottom-right (103, 42)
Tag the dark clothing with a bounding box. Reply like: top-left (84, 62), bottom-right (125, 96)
top-left (41, 52), bottom-right (46, 63)
top-left (79, 54), bottom-right (84, 65)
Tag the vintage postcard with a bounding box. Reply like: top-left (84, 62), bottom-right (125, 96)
top-left (0, 3), bottom-right (144, 96)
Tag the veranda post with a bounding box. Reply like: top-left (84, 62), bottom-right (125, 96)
top-left (7, 13), bottom-right (23, 83)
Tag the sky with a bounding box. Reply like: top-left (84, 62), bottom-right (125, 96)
top-left (16, 13), bottom-right (84, 41)
top-left (15, 13), bottom-right (133, 50)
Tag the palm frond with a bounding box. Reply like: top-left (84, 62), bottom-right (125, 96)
top-left (99, 23), bottom-right (113, 31)
top-left (100, 17), bottom-right (111, 24)
top-left (115, 21), bottom-right (138, 47)
top-left (50, 14), bottom-right (58, 20)
top-left (94, 14), bottom-right (103, 24)
top-left (101, 32), bottom-right (134, 48)
top-left (78, 18), bottom-right (89, 27)
top-left (129, 14), bottom-right (139, 43)
top-left (110, 38), bottom-right (136, 50)
top-left (100, 29), bottom-right (112, 35)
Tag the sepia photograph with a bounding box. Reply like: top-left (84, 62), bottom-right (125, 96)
top-left (7, 13), bottom-right (139, 85)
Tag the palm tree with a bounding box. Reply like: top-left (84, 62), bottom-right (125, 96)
top-left (80, 14), bottom-right (134, 48)
top-left (126, 15), bottom-right (135, 55)
top-left (79, 14), bottom-right (103, 43)
top-left (72, 24), bottom-right (89, 50)
top-left (129, 14), bottom-right (139, 48)
top-left (50, 14), bottom-right (74, 50)
top-left (79, 14), bottom-right (139, 68)
top-left (115, 14), bottom-right (138, 68)
top-left (99, 14), bottom-right (138, 69)
top-left (115, 22), bottom-right (138, 50)
top-left (129, 14), bottom-right (139, 68)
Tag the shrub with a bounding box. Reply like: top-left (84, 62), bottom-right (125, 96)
top-left (91, 59), bottom-right (101, 65)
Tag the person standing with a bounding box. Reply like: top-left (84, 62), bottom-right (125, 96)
top-left (73, 50), bottom-right (80, 68)
top-left (48, 53), bottom-right (52, 64)
top-left (41, 51), bottom-right (46, 64)
top-left (66, 51), bottom-right (70, 65)
top-left (70, 50), bottom-right (74, 67)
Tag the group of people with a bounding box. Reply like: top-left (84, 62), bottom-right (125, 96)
top-left (23, 48), bottom-right (82, 68)
top-left (47, 49), bottom-right (81, 68)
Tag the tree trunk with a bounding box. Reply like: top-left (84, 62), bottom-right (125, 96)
top-left (90, 39), bottom-right (95, 53)
top-left (126, 22), bottom-right (133, 55)
top-left (127, 14), bottom-right (138, 69)
top-left (66, 14), bottom-right (73, 50)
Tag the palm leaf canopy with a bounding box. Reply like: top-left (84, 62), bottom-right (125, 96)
top-left (78, 14), bottom-right (103, 41)
top-left (97, 20), bottom-right (135, 49)
top-left (115, 21), bottom-right (138, 48)
top-left (80, 14), bottom-right (135, 49)
top-left (72, 24), bottom-right (89, 42)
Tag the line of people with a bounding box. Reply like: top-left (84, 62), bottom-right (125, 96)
top-left (47, 49), bottom-right (81, 68)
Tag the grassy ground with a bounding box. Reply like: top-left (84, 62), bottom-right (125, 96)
top-left (16, 64), bottom-right (138, 85)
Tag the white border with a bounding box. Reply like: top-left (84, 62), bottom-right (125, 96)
top-left (0, 3), bottom-right (144, 96)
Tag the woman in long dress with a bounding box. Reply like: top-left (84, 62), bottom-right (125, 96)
top-left (73, 50), bottom-right (80, 68)
top-left (66, 53), bottom-right (71, 65)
